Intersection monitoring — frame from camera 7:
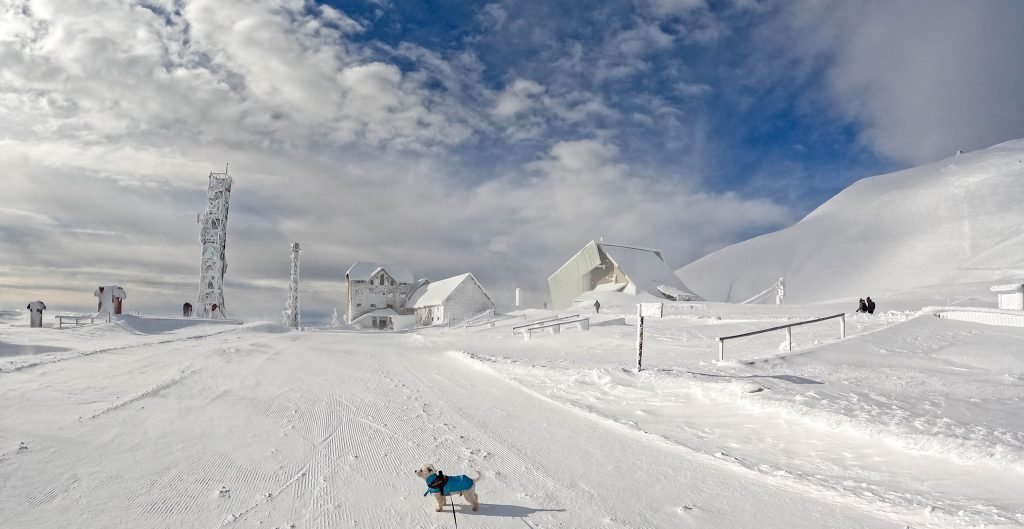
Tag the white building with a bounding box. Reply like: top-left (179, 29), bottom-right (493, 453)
top-left (548, 241), bottom-right (701, 309)
top-left (991, 283), bottom-right (1024, 310)
top-left (345, 261), bottom-right (417, 324)
top-left (405, 273), bottom-right (495, 325)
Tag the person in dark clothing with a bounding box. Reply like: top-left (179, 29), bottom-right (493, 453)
top-left (183, 302), bottom-right (193, 318)
top-left (594, 300), bottom-right (601, 314)
top-left (856, 298), bottom-right (868, 313)
top-left (866, 297), bottom-right (876, 314)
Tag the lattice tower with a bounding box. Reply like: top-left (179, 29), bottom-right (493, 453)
top-left (285, 242), bottom-right (301, 329)
top-left (197, 168), bottom-right (232, 319)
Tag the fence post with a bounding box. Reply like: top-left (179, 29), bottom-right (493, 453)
top-left (785, 326), bottom-right (792, 352)
top-left (718, 338), bottom-right (724, 361)
top-left (840, 314), bottom-right (846, 339)
top-left (635, 305), bottom-right (645, 372)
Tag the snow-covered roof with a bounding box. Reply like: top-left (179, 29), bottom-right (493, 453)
top-left (345, 261), bottom-right (414, 284)
top-left (990, 283), bottom-right (1024, 292)
top-left (598, 243), bottom-right (699, 300)
top-left (406, 273), bottom-right (487, 309)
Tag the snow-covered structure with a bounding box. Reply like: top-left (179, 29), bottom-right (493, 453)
top-left (26, 300), bottom-right (46, 328)
top-left (548, 241), bottom-right (701, 309)
top-left (991, 283), bottom-right (1024, 310)
top-left (94, 285), bottom-right (126, 315)
top-left (197, 168), bottom-right (232, 319)
top-left (285, 242), bottom-right (301, 329)
top-left (345, 262), bottom-right (416, 324)
top-left (406, 273), bottom-right (495, 325)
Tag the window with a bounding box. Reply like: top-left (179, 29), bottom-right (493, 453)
top-left (370, 303), bottom-right (377, 308)
top-left (356, 303), bottom-right (362, 307)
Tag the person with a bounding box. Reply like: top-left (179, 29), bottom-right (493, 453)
top-left (856, 298), bottom-right (867, 313)
top-left (594, 299), bottom-right (601, 314)
top-left (182, 302), bottom-right (193, 318)
top-left (866, 297), bottom-right (876, 314)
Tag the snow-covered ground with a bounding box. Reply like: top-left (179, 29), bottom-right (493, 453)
top-left (679, 139), bottom-right (1024, 304)
top-left (3, 295), bottom-right (1023, 528)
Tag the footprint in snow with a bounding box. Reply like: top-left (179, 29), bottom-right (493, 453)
top-left (216, 486), bottom-right (231, 498)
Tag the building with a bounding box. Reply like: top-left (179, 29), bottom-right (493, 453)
top-left (548, 241), bottom-right (701, 309)
top-left (94, 285), bottom-right (127, 315)
top-left (991, 283), bottom-right (1024, 310)
top-left (345, 261), bottom-right (416, 324)
top-left (406, 273), bottom-right (495, 325)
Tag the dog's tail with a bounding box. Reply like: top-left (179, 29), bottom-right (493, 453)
top-left (473, 470), bottom-right (483, 483)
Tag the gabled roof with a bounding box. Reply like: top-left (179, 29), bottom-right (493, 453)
top-left (406, 273), bottom-right (491, 309)
top-left (345, 261), bottom-right (414, 284)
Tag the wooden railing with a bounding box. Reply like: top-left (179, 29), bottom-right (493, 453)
top-left (717, 313), bottom-right (846, 361)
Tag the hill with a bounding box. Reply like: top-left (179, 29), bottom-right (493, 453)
top-left (678, 139), bottom-right (1024, 303)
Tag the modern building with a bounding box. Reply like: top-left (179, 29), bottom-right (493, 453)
top-left (547, 241), bottom-right (701, 309)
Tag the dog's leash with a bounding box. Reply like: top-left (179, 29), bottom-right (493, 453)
top-left (429, 472), bottom-right (459, 529)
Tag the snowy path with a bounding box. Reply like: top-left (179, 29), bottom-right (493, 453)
top-left (0, 328), bottom-right (901, 529)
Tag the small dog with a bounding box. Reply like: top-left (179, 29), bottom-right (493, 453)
top-left (414, 463), bottom-right (482, 512)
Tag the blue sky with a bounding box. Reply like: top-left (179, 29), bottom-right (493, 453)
top-left (1, 0), bottom-right (1023, 318)
top-left (333, 0), bottom-right (894, 210)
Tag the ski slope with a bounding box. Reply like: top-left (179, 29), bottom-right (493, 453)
top-left (679, 139), bottom-right (1024, 304)
top-left (3, 301), bottom-right (1024, 528)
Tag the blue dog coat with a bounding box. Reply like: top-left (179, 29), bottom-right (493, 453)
top-left (424, 472), bottom-right (474, 496)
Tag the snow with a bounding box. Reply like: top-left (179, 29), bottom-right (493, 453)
top-left (599, 243), bottom-right (700, 300)
top-left (3, 296), bottom-right (1024, 528)
top-left (345, 261), bottom-right (414, 283)
top-left (6, 141), bottom-right (1024, 528)
top-left (405, 273), bottom-right (474, 308)
top-left (679, 139), bottom-right (1024, 304)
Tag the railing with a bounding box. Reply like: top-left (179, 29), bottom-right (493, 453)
top-left (511, 314), bottom-right (580, 335)
top-left (465, 314), bottom-right (525, 329)
top-left (521, 317), bottom-right (590, 340)
top-left (717, 313), bottom-right (846, 361)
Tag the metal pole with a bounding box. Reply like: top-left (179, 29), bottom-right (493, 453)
top-left (786, 326), bottom-right (792, 352)
top-left (635, 305), bottom-right (644, 372)
top-left (718, 338), bottom-right (724, 361)
top-left (840, 314), bottom-right (846, 339)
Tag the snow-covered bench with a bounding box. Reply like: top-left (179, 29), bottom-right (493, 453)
top-left (54, 313), bottom-right (111, 328)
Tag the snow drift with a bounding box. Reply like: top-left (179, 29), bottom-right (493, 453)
top-left (678, 139), bottom-right (1024, 303)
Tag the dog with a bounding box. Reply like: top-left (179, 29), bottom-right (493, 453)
top-left (414, 463), bottom-right (482, 512)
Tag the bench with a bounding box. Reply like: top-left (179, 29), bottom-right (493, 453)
top-left (54, 313), bottom-right (111, 328)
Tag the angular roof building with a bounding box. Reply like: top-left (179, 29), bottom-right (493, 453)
top-left (547, 241), bottom-right (701, 309)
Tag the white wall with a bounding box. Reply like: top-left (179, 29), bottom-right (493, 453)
top-left (347, 281), bottom-right (412, 323)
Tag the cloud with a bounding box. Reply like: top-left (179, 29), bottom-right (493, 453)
top-left (760, 0), bottom-right (1024, 164)
top-left (0, 0), bottom-right (794, 318)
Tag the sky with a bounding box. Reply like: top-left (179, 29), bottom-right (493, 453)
top-left (2, 0), bottom-right (1024, 320)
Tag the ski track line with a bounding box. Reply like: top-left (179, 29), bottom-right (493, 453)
top-left (392, 352), bottom-right (647, 529)
top-left (456, 351), bottom-right (982, 529)
top-left (0, 324), bottom-right (248, 374)
top-left (86, 366), bottom-right (203, 419)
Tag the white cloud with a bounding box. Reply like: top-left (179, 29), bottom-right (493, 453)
top-left (762, 0), bottom-right (1024, 164)
top-left (0, 0), bottom-right (792, 317)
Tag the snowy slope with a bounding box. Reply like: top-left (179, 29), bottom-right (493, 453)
top-left (5, 303), bottom-right (1024, 528)
top-left (678, 139), bottom-right (1024, 303)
